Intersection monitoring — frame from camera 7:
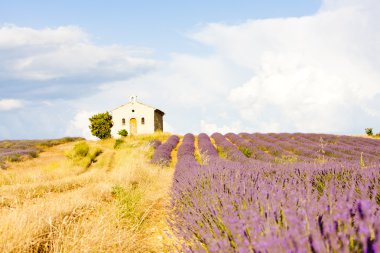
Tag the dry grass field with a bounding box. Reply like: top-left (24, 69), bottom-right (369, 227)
top-left (0, 133), bottom-right (177, 253)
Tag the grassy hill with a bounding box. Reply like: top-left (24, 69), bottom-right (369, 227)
top-left (0, 133), bottom-right (176, 252)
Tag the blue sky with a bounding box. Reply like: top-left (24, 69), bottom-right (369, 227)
top-left (1, 0), bottom-right (321, 58)
top-left (1, 0), bottom-right (380, 139)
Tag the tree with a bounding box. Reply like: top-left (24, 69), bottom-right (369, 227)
top-left (365, 128), bottom-right (373, 136)
top-left (118, 129), bottom-right (128, 137)
top-left (89, 112), bottom-right (113, 139)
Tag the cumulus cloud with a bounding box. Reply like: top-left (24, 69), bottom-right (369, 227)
top-left (0, 25), bottom-right (87, 48)
top-left (0, 99), bottom-right (24, 111)
top-left (0, 24), bottom-right (157, 99)
top-left (192, 0), bottom-right (380, 133)
top-left (65, 111), bottom-right (96, 140)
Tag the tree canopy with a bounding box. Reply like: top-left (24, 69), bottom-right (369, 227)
top-left (89, 112), bottom-right (113, 139)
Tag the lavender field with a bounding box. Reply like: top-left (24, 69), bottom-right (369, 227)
top-left (153, 133), bottom-right (380, 252)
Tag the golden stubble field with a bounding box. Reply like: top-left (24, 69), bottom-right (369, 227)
top-left (0, 133), bottom-right (178, 253)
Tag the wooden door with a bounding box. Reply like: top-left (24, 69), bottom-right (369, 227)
top-left (130, 118), bottom-right (137, 135)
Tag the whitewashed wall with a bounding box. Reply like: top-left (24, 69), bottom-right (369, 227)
top-left (111, 102), bottom-right (155, 136)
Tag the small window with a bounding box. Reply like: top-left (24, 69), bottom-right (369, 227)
top-left (132, 109), bottom-right (135, 112)
top-left (122, 118), bottom-right (125, 125)
top-left (141, 117), bottom-right (145, 125)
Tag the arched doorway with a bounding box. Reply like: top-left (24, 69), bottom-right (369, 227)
top-left (130, 118), bottom-right (137, 135)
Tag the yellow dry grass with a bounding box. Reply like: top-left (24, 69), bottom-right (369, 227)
top-left (193, 136), bottom-right (202, 165)
top-left (170, 136), bottom-right (182, 168)
top-left (0, 132), bottom-right (177, 253)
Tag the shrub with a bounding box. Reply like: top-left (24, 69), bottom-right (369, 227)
top-left (28, 150), bottom-right (38, 158)
top-left (72, 142), bottom-right (89, 158)
top-left (66, 142), bottom-right (102, 168)
top-left (114, 138), bottom-right (124, 149)
top-left (365, 128), bottom-right (373, 136)
top-left (118, 129), bottom-right (128, 137)
top-left (89, 112), bottom-right (113, 139)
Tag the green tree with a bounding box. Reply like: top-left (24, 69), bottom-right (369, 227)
top-left (365, 128), bottom-right (373, 136)
top-left (89, 112), bottom-right (113, 139)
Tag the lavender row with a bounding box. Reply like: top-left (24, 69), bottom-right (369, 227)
top-left (211, 133), bottom-right (248, 162)
top-left (197, 133), bottom-right (219, 159)
top-left (151, 135), bottom-right (179, 166)
top-left (197, 133), bottom-right (249, 169)
top-left (225, 133), bottom-right (274, 162)
top-left (263, 134), bottom-right (318, 162)
top-left (176, 133), bottom-right (200, 171)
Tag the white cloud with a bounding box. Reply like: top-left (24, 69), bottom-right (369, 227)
top-left (65, 111), bottom-right (96, 140)
top-left (191, 0), bottom-right (380, 133)
top-left (0, 24), bottom-right (156, 98)
top-left (0, 99), bottom-right (24, 111)
top-left (0, 25), bottom-right (88, 48)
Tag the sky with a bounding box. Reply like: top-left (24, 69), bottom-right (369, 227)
top-left (1, 0), bottom-right (379, 139)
